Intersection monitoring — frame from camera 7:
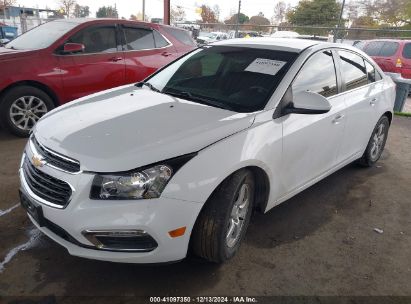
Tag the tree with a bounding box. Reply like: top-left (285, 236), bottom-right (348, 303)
top-left (272, 1), bottom-right (287, 24)
top-left (287, 0), bottom-right (341, 33)
top-left (249, 14), bottom-right (270, 31)
top-left (130, 14), bottom-right (137, 21)
top-left (0, 0), bottom-right (16, 18)
top-left (225, 13), bottom-right (249, 24)
top-left (200, 5), bottom-right (217, 23)
top-left (213, 5), bottom-right (221, 21)
top-left (58, 0), bottom-right (77, 18)
top-left (73, 4), bottom-right (89, 18)
top-left (170, 5), bottom-right (185, 23)
top-left (96, 5), bottom-right (118, 18)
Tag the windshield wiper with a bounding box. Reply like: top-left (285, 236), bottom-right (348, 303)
top-left (163, 89), bottom-right (234, 111)
top-left (135, 81), bottom-right (161, 93)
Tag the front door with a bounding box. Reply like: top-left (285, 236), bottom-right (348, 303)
top-left (280, 50), bottom-right (346, 197)
top-left (57, 23), bottom-right (126, 102)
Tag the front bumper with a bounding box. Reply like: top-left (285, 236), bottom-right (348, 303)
top-left (20, 144), bottom-right (203, 264)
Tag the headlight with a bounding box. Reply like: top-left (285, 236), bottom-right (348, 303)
top-left (90, 153), bottom-right (197, 200)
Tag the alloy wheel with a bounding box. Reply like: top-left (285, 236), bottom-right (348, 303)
top-left (370, 122), bottom-right (386, 161)
top-left (226, 183), bottom-right (250, 248)
top-left (9, 96), bottom-right (47, 131)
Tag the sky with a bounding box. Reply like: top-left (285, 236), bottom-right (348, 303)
top-left (15, 0), bottom-right (300, 21)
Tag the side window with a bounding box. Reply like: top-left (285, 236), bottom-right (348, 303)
top-left (364, 60), bottom-right (376, 83)
top-left (292, 50), bottom-right (337, 98)
top-left (403, 43), bottom-right (411, 59)
top-left (68, 25), bottom-right (117, 54)
top-left (338, 50), bottom-right (368, 91)
top-left (380, 42), bottom-right (399, 57)
top-left (363, 41), bottom-right (384, 56)
top-left (163, 27), bottom-right (196, 46)
top-left (123, 27), bottom-right (155, 51)
top-left (153, 30), bottom-right (169, 48)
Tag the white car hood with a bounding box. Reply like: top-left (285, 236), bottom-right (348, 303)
top-left (34, 85), bottom-right (255, 172)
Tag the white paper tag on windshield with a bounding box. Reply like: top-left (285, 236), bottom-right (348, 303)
top-left (245, 58), bottom-right (286, 76)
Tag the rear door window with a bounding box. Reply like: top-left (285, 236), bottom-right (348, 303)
top-left (364, 41), bottom-right (384, 56)
top-left (123, 27), bottom-right (155, 51)
top-left (379, 42), bottom-right (399, 57)
top-left (338, 50), bottom-right (368, 91)
top-left (403, 43), bottom-right (411, 59)
top-left (293, 50), bottom-right (337, 97)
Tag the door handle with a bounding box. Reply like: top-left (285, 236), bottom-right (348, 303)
top-left (161, 52), bottom-right (172, 57)
top-left (370, 98), bottom-right (377, 106)
top-left (332, 114), bottom-right (344, 124)
top-left (109, 56), bottom-right (123, 62)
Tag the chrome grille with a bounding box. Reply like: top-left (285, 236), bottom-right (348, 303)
top-left (22, 156), bottom-right (72, 208)
top-left (31, 136), bottom-right (80, 173)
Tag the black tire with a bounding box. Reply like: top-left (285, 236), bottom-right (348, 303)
top-left (191, 169), bottom-right (255, 263)
top-left (0, 85), bottom-right (54, 137)
top-left (358, 115), bottom-right (390, 167)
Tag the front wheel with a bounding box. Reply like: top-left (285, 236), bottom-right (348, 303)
top-left (191, 169), bottom-right (255, 263)
top-left (0, 86), bottom-right (54, 137)
top-left (358, 115), bottom-right (390, 167)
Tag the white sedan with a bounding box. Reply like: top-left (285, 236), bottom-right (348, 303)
top-left (19, 38), bottom-right (395, 264)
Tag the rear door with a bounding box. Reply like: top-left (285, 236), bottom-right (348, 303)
top-left (120, 25), bottom-right (178, 83)
top-left (336, 50), bottom-right (382, 160)
top-left (57, 23), bottom-right (126, 102)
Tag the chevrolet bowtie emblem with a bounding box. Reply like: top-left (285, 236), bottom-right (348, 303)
top-left (32, 155), bottom-right (45, 168)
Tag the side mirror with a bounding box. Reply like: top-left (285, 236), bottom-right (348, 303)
top-left (62, 43), bottom-right (85, 54)
top-left (284, 90), bottom-right (331, 115)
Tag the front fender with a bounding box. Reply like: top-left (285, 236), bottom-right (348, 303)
top-left (162, 110), bottom-right (283, 211)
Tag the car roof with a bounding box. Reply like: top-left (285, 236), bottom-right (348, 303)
top-left (52, 18), bottom-right (190, 32)
top-left (212, 37), bottom-right (322, 53)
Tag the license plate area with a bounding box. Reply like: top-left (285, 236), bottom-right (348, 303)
top-left (20, 190), bottom-right (45, 227)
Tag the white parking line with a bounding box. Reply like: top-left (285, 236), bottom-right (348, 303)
top-left (0, 228), bottom-right (41, 273)
top-left (0, 203), bottom-right (19, 217)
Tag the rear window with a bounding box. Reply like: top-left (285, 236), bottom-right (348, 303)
top-left (403, 43), bottom-right (411, 59)
top-left (163, 27), bottom-right (196, 46)
top-left (364, 41), bottom-right (384, 56)
top-left (379, 42), bottom-right (399, 57)
top-left (123, 27), bottom-right (155, 50)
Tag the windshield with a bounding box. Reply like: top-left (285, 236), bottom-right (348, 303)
top-left (148, 45), bottom-right (298, 112)
top-left (6, 21), bottom-right (78, 50)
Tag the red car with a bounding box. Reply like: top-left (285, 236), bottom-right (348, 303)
top-left (362, 39), bottom-right (411, 80)
top-left (0, 19), bottom-right (196, 136)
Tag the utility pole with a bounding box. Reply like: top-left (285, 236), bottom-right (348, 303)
top-left (334, 0), bottom-right (346, 43)
top-left (234, 0), bottom-right (241, 38)
top-left (142, 0), bottom-right (145, 21)
top-left (164, 0), bottom-right (170, 25)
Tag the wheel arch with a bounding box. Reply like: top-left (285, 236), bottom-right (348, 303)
top-left (201, 165), bottom-right (271, 215)
top-left (0, 80), bottom-right (60, 107)
top-left (383, 111), bottom-right (392, 125)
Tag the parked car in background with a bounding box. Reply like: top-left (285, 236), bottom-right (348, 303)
top-left (270, 30), bottom-right (300, 38)
top-left (20, 38), bottom-right (394, 264)
top-left (196, 31), bottom-right (228, 45)
top-left (0, 18), bottom-right (196, 137)
top-left (362, 39), bottom-right (411, 79)
top-left (0, 23), bottom-right (18, 46)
